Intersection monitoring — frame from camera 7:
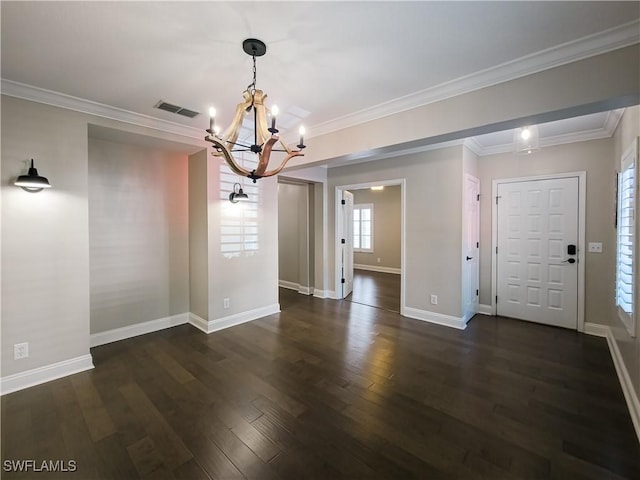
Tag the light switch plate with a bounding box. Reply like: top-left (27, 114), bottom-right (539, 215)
top-left (588, 242), bottom-right (603, 253)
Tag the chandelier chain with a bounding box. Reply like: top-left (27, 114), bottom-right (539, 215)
top-left (247, 54), bottom-right (257, 95)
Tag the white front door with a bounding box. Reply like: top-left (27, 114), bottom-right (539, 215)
top-left (496, 177), bottom-right (579, 329)
top-left (342, 190), bottom-right (354, 298)
top-left (462, 175), bottom-right (480, 321)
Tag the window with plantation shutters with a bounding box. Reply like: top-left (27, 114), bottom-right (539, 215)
top-left (353, 204), bottom-right (373, 252)
top-left (617, 139), bottom-right (638, 337)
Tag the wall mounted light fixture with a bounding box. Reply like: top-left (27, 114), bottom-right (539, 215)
top-left (14, 159), bottom-right (51, 192)
top-left (229, 183), bottom-right (249, 204)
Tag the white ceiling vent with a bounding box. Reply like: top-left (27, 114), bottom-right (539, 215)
top-left (155, 101), bottom-right (199, 118)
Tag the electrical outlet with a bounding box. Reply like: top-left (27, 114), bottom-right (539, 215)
top-left (430, 294), bottom-right (438, 305)
top-left (223, 298), bottom-right (230, 309)
top-left (14, 342), bottom-right (29, 360)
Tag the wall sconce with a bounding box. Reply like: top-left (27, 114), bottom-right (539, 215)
top-left (229, 183), bottom-right (248, 203)
top-left (14, 159), bottom-right (51, 192)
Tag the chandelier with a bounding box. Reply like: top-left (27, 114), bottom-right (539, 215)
top-left (205, 39), bottom-right (306, 183)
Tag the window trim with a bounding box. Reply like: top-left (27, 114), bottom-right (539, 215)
top-left (616, 138), bottom-right (638, 337)
top-left (353, 203), bottom-right (374, 253)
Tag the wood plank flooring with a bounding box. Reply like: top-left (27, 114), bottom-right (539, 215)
top-left (346, 270), bottom-right (401, 312)
top-left (2, 289), bottom-right (639, 479)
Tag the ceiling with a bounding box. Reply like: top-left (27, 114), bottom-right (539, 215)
top-left (2, 1), bottom-right (639, 158)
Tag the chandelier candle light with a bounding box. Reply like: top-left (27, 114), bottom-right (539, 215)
top-left (205, 39), bottom-right (306, 182)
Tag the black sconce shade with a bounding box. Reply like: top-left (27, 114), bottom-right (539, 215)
top-left (229, 183), bottom-right (248, 203)
top-left (15, 159), bottom-right (51, 192)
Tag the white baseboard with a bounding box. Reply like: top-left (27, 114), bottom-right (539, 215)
top-left (584, 322), bottom-right (640, 443)
top-left (354, 264), bottom-right (401, 275)
top-left (583, 322), bottom-right (610, 338)
top-left (476, 304), bottom-right (493, 315)
top-left (0, 354), bottom-right (94, 396)
top-left (279, 280), bottom-right (313, 296)
top-left (90, 313), bottom-right (189, 347)
top-left (319, 290), bottom-right (338, 299)
top-left (313, 289), bottom-right (334, 299)
top-left (403, 307), bottom-right (467, 330)
top-left (278, 280), bottom-right (299, 291)
top-left (189, 304), bottom-right (280, 334)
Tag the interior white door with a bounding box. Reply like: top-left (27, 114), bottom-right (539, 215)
top-left (496, 177), bottom-right (579, 329)
top-left (342, 190), bottom-right (354, 298)
top-left (462, 175), bottom-right (480, 321)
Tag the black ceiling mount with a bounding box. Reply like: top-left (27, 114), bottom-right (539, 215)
top-left (242, 38), bottom-right (267, 57)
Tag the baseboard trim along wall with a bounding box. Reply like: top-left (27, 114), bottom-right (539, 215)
top-left (189, 304), bottom-right (281, 334)
top-left (279, 280), bottom-right (313, 296)
top-left (314, 289), bottom-right (335, 299)
top-left (90, 313), bottom-right (190, 347)
top-left (476, 304), bottom-right (493, 315)
top-left (584, 322), bottom-right (640, 443)
top-left (354, 264), bottom-right (401, 275)
top-left (0, 354), bottom-right (94, 396)
top-left (403, 307), bottom-right (468, 330)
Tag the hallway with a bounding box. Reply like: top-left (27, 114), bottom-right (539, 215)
top-left (346, 269), bottom-right (401, 312)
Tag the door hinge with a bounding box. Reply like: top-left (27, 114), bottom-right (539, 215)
top-left (341, 238), bottom-right (346, 244)
top-left (341, 278), bottom-right (345, 284)
top-left (476, 242), bottom-right (479, 248)
top-left (496, 196), bottom-right (500, 205)
top-left (476, 289), bottom-right (479, 296)
top-left (495, 295), bottom-right (498, 303)
top-left (341, 199), bottom-right (346, 205)
top-left (477, 194), bottom-right (480, 201)
top-left (496, 246), bottom-right (498, 254)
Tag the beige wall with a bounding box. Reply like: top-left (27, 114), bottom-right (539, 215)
top-left (88, 138), bottom-right (189, 333)
top-left (189, 150), bottom-right (209, 320)
top-left (297, 45), bottom-right (639, 169)
top-left (612, 105), bottom-right (640, 407)
top-left (477, 138), bottom-right (616, 327)
top-left (2, 97), bottom-right (91, 376)
top-left (207, 169), bottom-right (280, 319)
top-left (278, 182), bottom-right (311, 290)
top-left (1, 94), bottom-right (279, 383)
top-left (352, 186), bottom-right (401, 270)
top-left (329, 146), bottom-right (463, 317)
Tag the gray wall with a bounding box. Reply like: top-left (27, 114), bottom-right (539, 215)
top-left (352, 186), bottom-right (401, 270)
top-left (329, 146), bottom-right (463, 317)
top-left (477, 137), bottom-right (616, 328)
top-left (88, 138), bottom-right (189, 334)
top-left (612, 105), bottom-right (640, 408)
top-left (189, 150), bottom-right (209, 320)
top-left (2, 97), bottom-right (91, 376)
top-left (278, 182), bottom-right (313, 292)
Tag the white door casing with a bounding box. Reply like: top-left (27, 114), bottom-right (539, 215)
top-left (496, 176), bottom-right (580, 329)
top-left (462, 174), bottom-right (480, 322)
top-left (341, 190), bottom-right (354, 298)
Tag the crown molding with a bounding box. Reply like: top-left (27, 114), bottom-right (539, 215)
top-left (472, 108), bottom-right (625, 156)
top-left (2, 20), bottom-right (636, 146)
top-left (309, 20), bottom-right (640, 139)
top-left (1, 79), bottom-right (204, 140)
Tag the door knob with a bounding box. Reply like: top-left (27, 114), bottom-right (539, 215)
top-left (466, 256), bottom-right (473, 261)
top-left (562, 258), bottom-right (576, 264)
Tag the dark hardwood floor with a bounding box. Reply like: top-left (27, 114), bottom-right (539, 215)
top-left (346, 269), bottom-right (401, 312)
top-left (2, 289), bottom-right (639, 479)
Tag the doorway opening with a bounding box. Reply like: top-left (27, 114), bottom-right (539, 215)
top-left (335, 180), bottom-right (405, 314)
